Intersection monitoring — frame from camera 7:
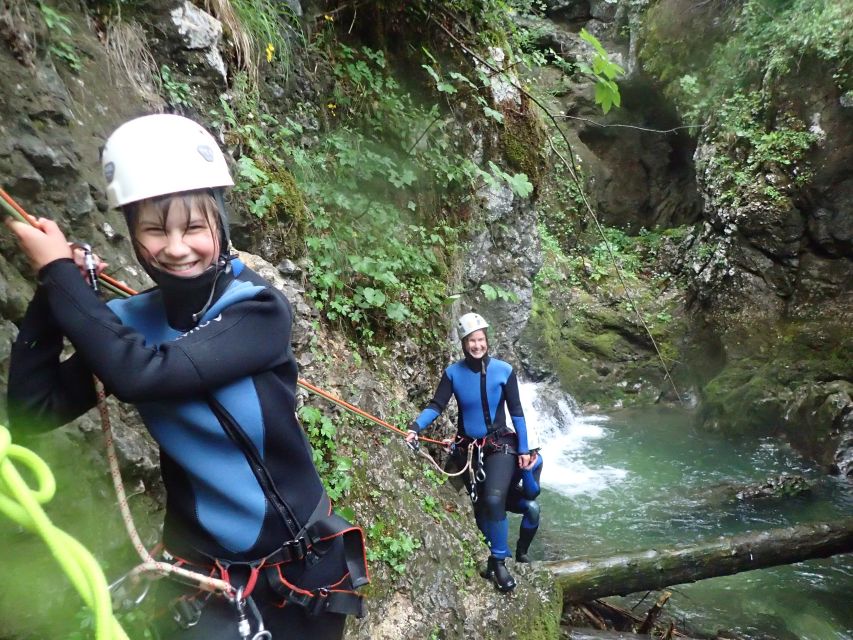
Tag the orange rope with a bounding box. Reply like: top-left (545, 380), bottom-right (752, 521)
top-left (296, 379), bottom-right (447, 445)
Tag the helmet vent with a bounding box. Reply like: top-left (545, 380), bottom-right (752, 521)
top-left (104, 162), bottom-right (115, 181)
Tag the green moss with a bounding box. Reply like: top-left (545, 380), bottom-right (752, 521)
top-left (698, 320), bottom-right (852, 436)
top-left (501, 102), bottom-right (546, 191)
top-left (242, 166), bottom-right (308, 259)
top-left (507, 565), bottom-right (563, 639)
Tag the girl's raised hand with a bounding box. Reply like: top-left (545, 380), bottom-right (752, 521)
top-left (70, 243), bottom-right (108, 286)
top-left (5, 217), bottom-right (72, 271)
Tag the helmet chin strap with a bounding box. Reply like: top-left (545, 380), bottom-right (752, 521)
top-left (191, 254), bottom-right (233, 325)
top-left (213, 188), bottom-right (232, 252)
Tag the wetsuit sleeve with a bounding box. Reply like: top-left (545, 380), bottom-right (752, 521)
top-left (505, 370), bottom-right (529, 453)
top-left (32, 259), bottom-right (293, 404)
top-left (413, 370), bottom-right (452, 431)
top-left (7, 285), bottom-right (98, 433)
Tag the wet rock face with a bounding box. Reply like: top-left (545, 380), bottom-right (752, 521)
top-left (576, 79), bottom-right (703, 230)
top-left (463, 181), bottom-right (541, 359)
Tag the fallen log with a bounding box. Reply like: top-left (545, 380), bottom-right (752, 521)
top-left (547, 518), bottom-right (853, 602)
top-left (565, 631), bottom-right (699, 640)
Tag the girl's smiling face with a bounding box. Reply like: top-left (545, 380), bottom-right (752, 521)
top-left (133, 193), bottom-right (219, 278)
top-left (464, 329), bottom-right (488, 359)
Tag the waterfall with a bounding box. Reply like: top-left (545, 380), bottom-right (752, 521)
top-left (519, 381), bottom-right (628, 497)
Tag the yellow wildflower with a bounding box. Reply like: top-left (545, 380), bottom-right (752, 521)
top-left (265, 43), bottom-right (275, 63)
top-left (324, 14), bottom-right (334, 22)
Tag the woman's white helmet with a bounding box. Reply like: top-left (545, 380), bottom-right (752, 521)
top-left (457, 312), bottom-right (489, 340)
top-left (102, 114), bottom-right (233, 208)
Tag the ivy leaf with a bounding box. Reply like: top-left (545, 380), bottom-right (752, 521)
top-left (579, 28), bottom-right (608, 57)
top-left (337, 506), bottom-right (356, 522)
top-left (320, 417), bottom-right (337, 439)
top-left (237, 157), bottom-right (267, 185)
top-left (299, 406), bottom-right (322, 423)
top-left (480, 283), bottom-right (498, 300)
top-left (449, 71), bottom-right (477, 88)
top-left (482, 106), bottom-right (505, 123)
top-left (422, 64), bottom-right (440, 83)
top-left (436, 81), bottom-right (457, 94)
top-left (385, 301), bottom-right (410, 322)
top-left (506, 172), bottom-right (534, 198)
top-left (362, 287), bottom-right (386, 307)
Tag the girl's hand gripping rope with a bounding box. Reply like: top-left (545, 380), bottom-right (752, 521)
top-left (5, 216), bottom-right (72, 270)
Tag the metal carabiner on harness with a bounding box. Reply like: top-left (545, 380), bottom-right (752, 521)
top-left (70, 241), bottom-right (99, 295)
top-left (234, 587), bottom-right (252, 639)
top-left (474, 444), bottom-right (487, 483)
top-left (108, 571), bottom-right (151, 610)
top-left (247, 596), bottom-right (272, 640)
top-left (406, 437), bottom-right (420, 455)
top-left (232, 586), bottom-right (271, 640)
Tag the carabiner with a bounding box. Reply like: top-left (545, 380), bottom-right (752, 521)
top-left (233, 587), bottom-right (252, 639)
top-left (406, 438), bottom-right (420, 455)
top-left (247, 596), bottom-right (272, 640)
top-left (108, 571), bottom-right (151, 609)
top-left (70, 241), bottom-right (100, 295)
top-left (474, 445), bottom-right (486, 483)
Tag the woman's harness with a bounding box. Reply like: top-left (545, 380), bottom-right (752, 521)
top-left (448, 426), bottom-right (518, 504)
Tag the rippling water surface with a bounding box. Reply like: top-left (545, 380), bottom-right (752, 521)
top-left (519, 382), bottom-right (853, 640)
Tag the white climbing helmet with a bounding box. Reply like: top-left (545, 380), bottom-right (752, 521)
top-left (102, 114), bottom-right (233, 208)
top-left (457, 312), bottom-right (489, 340)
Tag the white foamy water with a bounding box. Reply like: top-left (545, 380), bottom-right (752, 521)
top-left (519, 381), bottom-right (628, 497)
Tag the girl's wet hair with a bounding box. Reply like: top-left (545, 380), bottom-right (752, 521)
top-left (125, 190), bottom-right (219, 235)
top-left (124, 190), bottom-right (221, 265)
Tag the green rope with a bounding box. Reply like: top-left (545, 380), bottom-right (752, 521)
top-left (0, 193), bottom-right (28, 224)
top-left (0, 424), bottom-right (129, 640)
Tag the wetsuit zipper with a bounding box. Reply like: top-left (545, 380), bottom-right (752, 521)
top-left (480, 360), bottom-right (493, 433)
top-left (206, 395), bottom-right (301, 539)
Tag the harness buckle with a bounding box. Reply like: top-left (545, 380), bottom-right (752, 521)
top-left (308, 587), bottom-right (330, 616)
top-left (282, 535), bottom-right (310, 562)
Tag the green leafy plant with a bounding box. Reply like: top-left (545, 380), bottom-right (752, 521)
top-left (39, 3), bottom-right (82, 72)
top-left (227, 0), bottom-right (303, 77)
top-left (578, 28), bottom-right (625, 114)
top-left (160, 64), bottom-right (193, 108)
top-left (366, 521), bottom-right (421, 574)
top-left (298, 405), bottom-right (352, 501)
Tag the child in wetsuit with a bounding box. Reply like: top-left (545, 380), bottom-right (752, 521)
top-left (6, 114), bottom-right (367, 639)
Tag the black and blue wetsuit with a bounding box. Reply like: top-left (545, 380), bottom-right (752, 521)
top-left (412, 354), bottom-right (529, 559)
top-left (507, 453), bottom-right (543, 560)
top-left (7, 257), bottom-right (366, 638)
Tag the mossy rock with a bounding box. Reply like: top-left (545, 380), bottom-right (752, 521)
top-left (501, 99), bottom-right (547, 192)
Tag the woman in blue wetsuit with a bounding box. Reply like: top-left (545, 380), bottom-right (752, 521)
top-left (507, 452), bottom-right (543, 562)
top-left (6, 114), bottom-right (367, 639)
top-left (406, 312), bottom-right (534, 592)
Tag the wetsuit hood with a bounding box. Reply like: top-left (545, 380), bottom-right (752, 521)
top-left (463, 351), bottom-right (490, 372)
top-left (153, 256), bottom-right (235, 331)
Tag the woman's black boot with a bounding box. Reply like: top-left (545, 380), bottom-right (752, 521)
top-left (480, 556), bottom-right (516, 592)
top-left (515, 526), bottom-right (538, 563)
